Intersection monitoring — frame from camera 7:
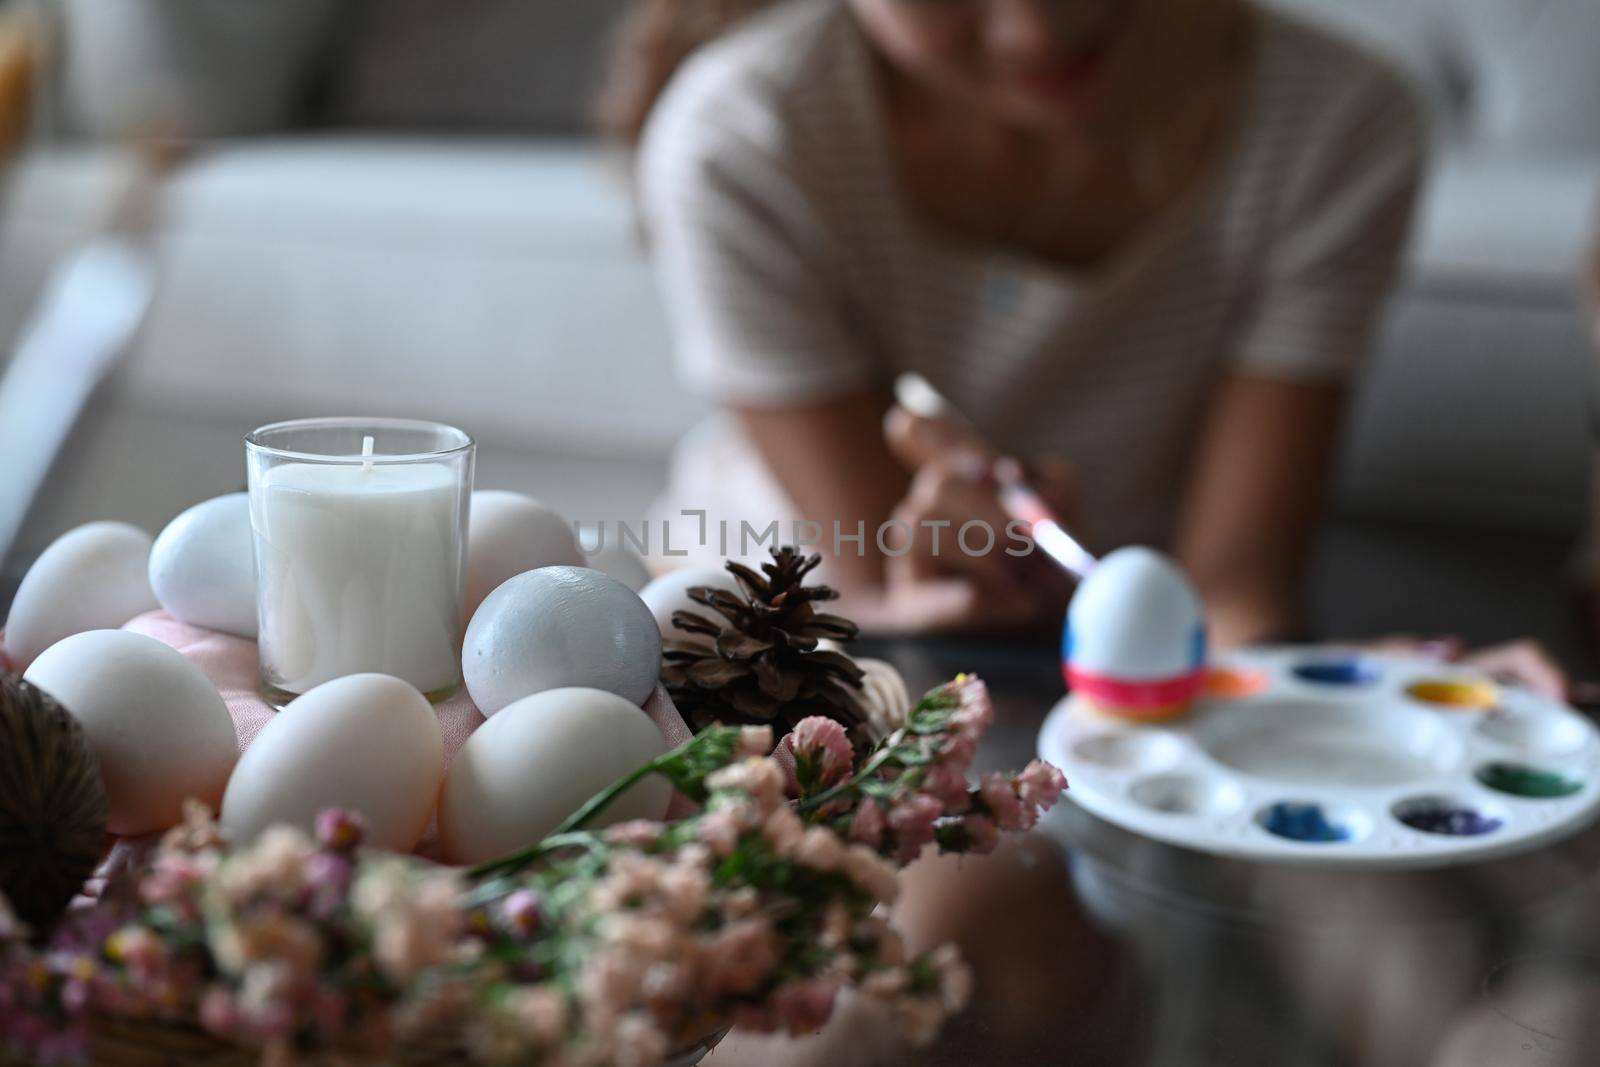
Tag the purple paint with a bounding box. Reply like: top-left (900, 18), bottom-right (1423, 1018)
top-left (1397, 804), bottom-right (1502, 837)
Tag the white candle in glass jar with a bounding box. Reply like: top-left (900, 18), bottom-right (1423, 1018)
top-left (247, 421), bottom-right (472, 701)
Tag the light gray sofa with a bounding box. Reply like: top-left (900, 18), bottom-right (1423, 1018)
top-left (2, 0), bottom-right (1597, 657)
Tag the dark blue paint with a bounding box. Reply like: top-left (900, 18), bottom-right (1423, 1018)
top-left (1293, 658), bottom-right (1382, 686)
top-left (1261, 802), bottom-right (1351, 843)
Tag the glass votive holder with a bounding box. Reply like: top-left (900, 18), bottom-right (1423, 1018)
top-left (245, 417), bottom-right (475, 705)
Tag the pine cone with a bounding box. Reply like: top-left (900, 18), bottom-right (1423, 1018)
top-left (662, 547), bottom-right (869, 750)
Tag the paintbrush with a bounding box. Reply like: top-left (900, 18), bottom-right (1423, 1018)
top-left (893, 374), bottom-right (1099, 581)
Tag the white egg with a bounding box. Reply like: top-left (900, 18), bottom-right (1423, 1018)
top-left (24, 629), bottom-right (237, 836)
top-left (4, 522), bottom-right (159, 669)
top-left (580, 528), bottom-right (652, 592)
top-left (438, 687), bottom-right (670, 865)
top-left (463, 566), bottom-right (662, 716)
top-left (465, 491), bottom-right (585, 618)
top-left (220, 674), bottom-right (443, 851)
top-left (639, 567), bottom-right (743, 645)
top-left (1066, 546), bottom-right (1207, 682)
top-left (149, 493), bottom-right (257, 638)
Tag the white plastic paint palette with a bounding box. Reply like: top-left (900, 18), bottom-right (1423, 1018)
top-left (1037, 648), bottom-right (1600, 867)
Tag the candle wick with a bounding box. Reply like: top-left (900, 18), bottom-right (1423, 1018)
top-left (361, 435), bottom-right (375, 473)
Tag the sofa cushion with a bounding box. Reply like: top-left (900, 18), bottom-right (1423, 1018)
top-left (1410, 153), bottom-right (1600, 292)
top-left (0, 138), bottom-right (703, 458)
top-left (1454, 0), bottom-right (1600, 154)
top-left (1265, 0), bottom-right (1600, 154)
top-left (324, 0), bottom-right (632, 134)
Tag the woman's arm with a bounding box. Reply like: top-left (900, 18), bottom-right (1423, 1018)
top-left (734, 393), bottom-right (908, 593)
top-left (1172, 375), bottom-right (1345, 648)
top-left (736, 397), bottom-right (1050, 632)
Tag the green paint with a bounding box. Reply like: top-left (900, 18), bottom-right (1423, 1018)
top-left (1476, 762), bottom-right (1583, 799)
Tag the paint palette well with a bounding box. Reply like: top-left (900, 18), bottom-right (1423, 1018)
top-left (1037, 647), bottom-right (1600, 867)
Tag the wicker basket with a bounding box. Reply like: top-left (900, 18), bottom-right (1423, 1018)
top-left (83, 1018), bottom-right (724, 1067)
top-left (87, 1017), bottom-right (465, 1067)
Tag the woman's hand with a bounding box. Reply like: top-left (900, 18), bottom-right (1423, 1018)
top-left (842, 408), bottom-right (1077, 634)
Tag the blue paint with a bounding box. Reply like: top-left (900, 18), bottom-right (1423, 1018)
top-left (1293, 658), bottom-right (1381, 686)
top-left (1261, 802), bottom-right (1351, 843)
top-left (1189, 625), bottom-right (1208, 671)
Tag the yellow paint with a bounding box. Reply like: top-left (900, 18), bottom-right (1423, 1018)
top-left (1406, 679), bottom-right (1498, 710)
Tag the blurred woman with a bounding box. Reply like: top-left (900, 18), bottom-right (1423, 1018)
top-left (607, 0), bottom-right (1425, 646)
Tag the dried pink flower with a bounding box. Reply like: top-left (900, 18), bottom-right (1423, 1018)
top-left (199, 989), bottom-right (238, 1034)
top-left (849, 798), bottom-right (887, 848)
top-left (762, 805), bottom-right (805, 857)
top-left (695, 809), bottom-right (743, 856)
top-left (611, 1012), bottom-right (668, 1067)
top-left (509, 987), bottom-right (569, 1044)
top-left (843, 846), bottom-right (900, 904)
top-left (939, 731), bottom-right (978, 772)
top-left (888, 793), bottom-right (944, 860)
top-left (894, 995), bottom-right (947, 1046)
top-left (657, 860), bottom-right (709, 924)
top-left (314, 809), bottom-right (367, 852)
top-left (733, 1004), bottom-right (779, 1033)
top-left (979, 773), bottom-right (1032, 832)
top-left (860, 969), bottom-right (907, 999)
top-left (140, 852), bottom-right (214, 912)
top-left (1016, 760), bottom-right (1068, 810)
top-left (588, 853), bottom-right (668, 914)
top-left (948, 676), bottom-right (994, 739)
top-left (604, 820), bottom-right (664, 848)
top-left (702, 918), bottom-right (779, 995)
top-left (598, 914), bottom-right (677, 959)
top-left (787, 717), bottom-right (854, 789)
top-left (580, 947), bottom-right (646, 1017)
top-left (929, 944), bottom-right (973, 1013)
top-left (774, 980), bottom-right (839, 1035)
top-left (739, 725), bottom-right (775, 757)
top-left (819, 902), bottom-right (853, 951)
top-left (793, 827), bottom-right (847, 872)
top-left (921, 764), bottom-right (971, 811)
top-left (960, 815), bottom-right (1000, 855)
top-left (500, 890), bottom-right (541, 941)
top-left (354, 867), bottom-right (463, 982)
top-left (707, 758), bottom-right (787, 812)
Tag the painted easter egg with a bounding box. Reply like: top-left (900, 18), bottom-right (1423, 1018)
top-left (1064, 546), bottom-right (1207, 722)
top-left (220, 674), bottom-right (443, 851)
top-left (438, 687), bottom-right (670, 865)
top-left (24, 630), bottom-right (237, 836)
top-left (465, 491), bottom-right (586, 618)
top-left (3, 522), bottom-right (159, 669)
top-left (463, 566), bottom-right (661, 716)
top-left (638, 566), bottom-right (743, 645)
top-left (149, 493), bottom-right (257, 637)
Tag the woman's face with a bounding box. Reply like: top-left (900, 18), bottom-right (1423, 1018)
top-left (850, 0), bottom-right (1237, 130)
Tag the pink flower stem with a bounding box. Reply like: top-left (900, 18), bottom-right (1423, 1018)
top-left (797, 728), bottom-right (908, 816)
top-left (465, 830), bottom-right (604, 884)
